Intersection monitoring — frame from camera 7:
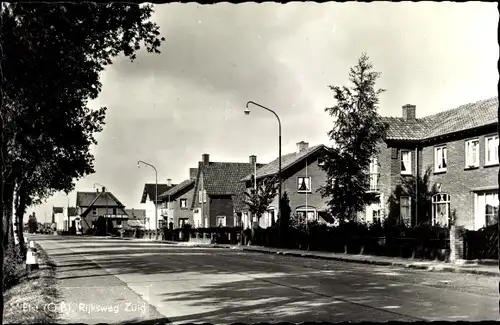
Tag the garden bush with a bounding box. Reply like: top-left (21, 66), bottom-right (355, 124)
top-left (3, 241), bottom-right (26, 292)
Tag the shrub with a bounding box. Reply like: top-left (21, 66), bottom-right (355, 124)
top-left (3, 242), bottom-right (26, 292)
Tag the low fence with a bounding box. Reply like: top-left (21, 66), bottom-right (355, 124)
top-left (463, 224), bottom-right (498, 260)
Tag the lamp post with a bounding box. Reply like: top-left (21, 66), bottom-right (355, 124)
top-left (94, 183), bottom-right (108, 235)
top-left (137, 160), bottom-right (159, 240)
top-left (245, 101), bottom-right (282, 244)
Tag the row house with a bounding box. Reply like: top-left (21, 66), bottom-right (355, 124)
top-left (368, 96), bottom-right (498, 230)
top-left (191, 154), bottom-right (265, 228)
top-left (239, 141), bottom-right (331, 229)
top-left (76, 187), bottom-right (129, 233)
top-left (158, 168), bottom-right (198, 228)
top-left (139, 181), bottom-right (177, 230)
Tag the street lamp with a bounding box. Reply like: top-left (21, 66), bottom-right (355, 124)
top-left (245, 101), bottom-right (282, 244)
top-left (94, 182), bottom-right (108, 235)
top-left (137, 160), bottom-right (159, 240)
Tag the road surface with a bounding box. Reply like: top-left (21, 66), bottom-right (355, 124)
top-left (31, 235), bottom-right (499, 324)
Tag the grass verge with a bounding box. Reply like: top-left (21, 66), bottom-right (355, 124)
top-left (3, 244), bottom-right (60, 324)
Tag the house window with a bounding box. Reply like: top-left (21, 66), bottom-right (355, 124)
top-left (233, 215), bottom-right (240, 227)
top-left (178, 218), bottom-right (188, 228)
top-left (485, 135), bottom-right (499, 166)
top-left (116, 220), bottom-right (122, 226)
top-left (297, 177), bottom-right (312, 193)
top-left (369, 157), bottom-right (379, 191)
top-left (112, 208), bottom-right (116, 215)
top-left (198, 190), bottom-right (207, 203)
top-left (242, 212), bottom-right (250, 228)
top-left (432, 193), bottom-right (450, 227)
top-left (400, 196), bottom-right (411, 226)
top-left (296, 209), bottom-right (316, 222)
top-left (216, 216), bottom-right (226, 227)
top-left (92, 208), bottom-right (97, 215)
top-left (400, 150), bottom-right (411, 175)
top-left (318, 158), bottom-right (325, 167)
top-left (365, 194), bottom-right (384, 224)
top-left (434, 146), bottom-right (447, 173)
top-left (474, 191), bottom-right (499, 229)
top-left (465, 139), bottom-right (479, 168)
top-left (180, 199), bottom-right (188, 209)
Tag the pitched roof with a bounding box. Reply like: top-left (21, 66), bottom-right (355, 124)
top-left (140, 183), bottom-right (177, 203)
top-left (383, 97), bottom-right (498, 141)
top-left (191, 161), bottom-right (266, 209)
top-left (158, 179), bottom-right (195, 199)
top-left (76, 191), bottom-right (125, 208)
top-left (242, 144), bottom-right (325, 181)
top-left (124, 209), bottom-right (146, 220)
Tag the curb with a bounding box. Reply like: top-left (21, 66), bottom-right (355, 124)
top-left (228, 246), bottom-right (498, 277)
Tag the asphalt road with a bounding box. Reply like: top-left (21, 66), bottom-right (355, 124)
top-left (31, 235), bottom-right (499, 324)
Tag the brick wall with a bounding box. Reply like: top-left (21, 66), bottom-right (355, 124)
top-left (209, 196), bottom-right (234, 227)
top-left (263, 152), bottom-right (329, 222)
top-left (420, 131), bottom-right (498, 229)
top-left (170, 185), bottom-right (195, 227)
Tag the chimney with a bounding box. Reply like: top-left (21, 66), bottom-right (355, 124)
top-left (102, 186), bottom-right (106, 193)
top-left (402, 104), bottom-right (416, 121)
top-left (166, 178), bottom-right (172, 187)
top-left (189, 168), bottom-right (198, 180)
top-left (249, 155), bottom-right (257, 165)
top-left (202, 153), bottom-right (210, 166)
top-left (96, 188), bottom-right (99, 193)
top-left (297, 141), bottom-right (309, 153)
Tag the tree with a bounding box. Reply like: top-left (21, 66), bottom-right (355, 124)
top-left (387, 166), bottom-right (439, 227)
top-left (0, 4), bottom-right (165, 321)
top-left (320, 53), bottom-right (389, 223)
top-left (243, 176), bottom-right (279, 243)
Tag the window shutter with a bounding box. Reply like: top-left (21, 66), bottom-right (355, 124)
top-left (391, 148), bottom-right (398, 159)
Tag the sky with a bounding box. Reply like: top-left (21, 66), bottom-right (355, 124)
top-left (30, 2), bottom-right (498, 222)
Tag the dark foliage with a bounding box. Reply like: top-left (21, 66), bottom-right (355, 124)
top-left (320, 53), bottom-right (389, 222)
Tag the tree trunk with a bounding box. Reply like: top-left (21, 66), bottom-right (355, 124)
top-left (249, 216), bottom-right (261, 246)
top-left (16, 183), bottom-right (27, 257)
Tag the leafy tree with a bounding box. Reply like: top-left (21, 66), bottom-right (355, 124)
top-left (320, 53), bottom-right (389, 223)
top-left (243, 176), bottom-right (279, 242)
top-left (387, 166), bottom-right (439, 227)
top-left (0, 4), bottom-right (165, 320)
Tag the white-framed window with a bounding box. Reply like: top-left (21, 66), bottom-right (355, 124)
top-left (400, 150), bottom-right (412, 175)
top-left (400, 196), bottom-right (411, 226)
top-left (216, 216), bottom-right (226, 227)
top-left (318, 157), bottom-right (325, 167)
top-left (178, 218), bottom-right (188, 228)
top-left (365, 194), bottom-right (384, 224)
top-left (369, 157), bottom-right (379, 191)
top-left (198, 190), bottom-right (207, 203)
top-left (296, 208), bottom-right (317, 222)
top-left (465, 139), bottom-right (479, 168)
top-left (242, 211), bottom-right (249, 228)
top-left (474, 191), bottom-right (499, 229)
top-left (432, 193), bottom-right (450, 227)
top-left (434, 146), bottom-right (447, 173)
top-left (297, 176), bottom-right (312, 193)
top-left (180, 199), bottom-right (188, 209)
top-left (204, 216), bottom-right (209, 228)
top-left (233, 215), bottom-right (240, 227)
top-left (485, 135), bottom-right (499, 166)
top-left (92, 208), bottom-right (97, 215)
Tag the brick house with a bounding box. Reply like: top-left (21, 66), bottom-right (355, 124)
top-left (158, 168), bottom-right (198, 228)
top-left (367, 97), bottom-right (498, 230)
top-left (240, 141), bottom-right (331, 229)
top-left (191, 154), bottom-right (265, 228)
top-left (76, 187), bottom-right (129, 233)
top-left (139, 181), bottom-right (177, 230)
